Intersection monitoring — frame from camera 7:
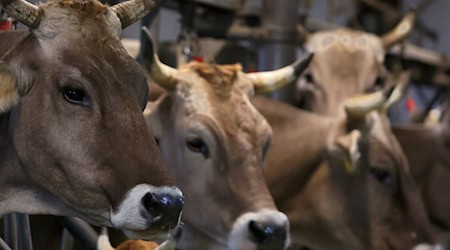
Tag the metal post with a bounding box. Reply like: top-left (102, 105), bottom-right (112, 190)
top-left (0, 237), bottom-right (12, 250)
top-left (57, 217), bottom-right (98, 250)
top-left (258, 0), bottom-right (300, 104)
top-left (3, 214), bottom-right (18, 250)
top-left (59, 229), bottom-right (74, 250)
top-left (16, 214), bottom-right (32, 250)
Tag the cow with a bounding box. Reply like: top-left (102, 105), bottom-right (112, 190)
top-left (392, 100), bottom-right (450, 235)
top-left (141, 27), bottom-right (313, 250)
top-left (294, 9), bottom-right (450, 238)
top-left (296, 11), bottom-right (415, 116)
top-left (252, 90), bottom-right (440, 250)
top-left (0, 0), bottom-right (183, 240)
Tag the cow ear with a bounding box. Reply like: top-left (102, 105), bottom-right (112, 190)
top-left (0, 64), bottom-right (20, 113)
top-left (334, 130), bottom-right (362, 174)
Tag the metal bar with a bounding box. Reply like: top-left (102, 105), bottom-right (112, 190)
top-left (57, 217), bottom-right (98, 250)
top-left (15, 214), bottom-right (32, 250)
top-left (259, 0), bottom-right (299, 104)
top-left (59, 229), bottom-right (74, 250)
top-left (3, 215), bottom-right (18, 250)
top-left (0, 237), bottom-right (12, 250)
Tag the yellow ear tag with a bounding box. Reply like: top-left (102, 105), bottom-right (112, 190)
top-left (344, 156), bottom-right (356, 174)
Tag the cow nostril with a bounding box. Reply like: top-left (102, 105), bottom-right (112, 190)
top-left (142, 192), bottom-right (162, 217)
top-left (249, 220), bottom-right (270, 243)
top-left (141, 191), bottom-right (184, 231)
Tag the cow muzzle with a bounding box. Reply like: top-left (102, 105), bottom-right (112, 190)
top-left (110, 184), bottom-right (184, 240)
top-left (228, 210), bottom-right (290, 250)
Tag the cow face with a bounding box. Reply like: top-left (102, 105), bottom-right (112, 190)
top-left (0, 0), bottom-right (183, 240)
top-left (296, 12), bottom-right (415, 116)
top-left (320, 113), bottom-right (435, 250)
top-left (143, 28), bottom-right (312, 250)
top-left (297, 30), bottom-right (386, 115)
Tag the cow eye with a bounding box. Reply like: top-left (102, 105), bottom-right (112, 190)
top-left (62, 87), bottom-right (89, 105)
top-left (370, 167), bottom-right (393, 185)
top-left (186, 137), bottom-right (209, 158)
top-left (304, 73), bottom-right (315, 83)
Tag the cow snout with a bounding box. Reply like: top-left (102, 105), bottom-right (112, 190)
top-left (111, 184), bottom-right (184, 240)
top-left (248, 219), bottom-right (287, 248)
top-left (141, 191), bottom-right (184, 230)
top-left (229, 210), bottom-right (290, 250)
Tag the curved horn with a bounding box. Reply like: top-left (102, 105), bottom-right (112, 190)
top-left (111, 0), bottom-right (160, 29)
top-left (381, 10), bottom-right (416, 49)
top-left (142, 27), bottom-right (179, 91)
top-left (345, 91), bottom-right (386, 118)
top-left (1, 0), bottom-right (42, 28)
top-left (246, 52), bottom-right (314, 94)
top-left (384, 71), bottom-right (411, 109)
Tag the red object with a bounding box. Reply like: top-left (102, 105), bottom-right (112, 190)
top-left (0, 19), bottom-right (12, 31)
top-left (405, 97), bottom-right (416, 112)
top-left (191, 56), bottom-right (204, 63)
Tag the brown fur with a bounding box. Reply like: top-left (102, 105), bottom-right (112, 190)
top-left (181, 62), bottom-right (241, 98)
top-left (48, 0), bottom-right (108, 19)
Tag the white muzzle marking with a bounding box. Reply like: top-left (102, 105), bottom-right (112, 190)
top-left (110, 184), bottom-right (183, 239)
top-left (228, 210), bottom-right (290, 250)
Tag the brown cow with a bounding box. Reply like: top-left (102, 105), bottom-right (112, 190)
top-left (141, 27), bottom-right (313, 250)
top-left (296, 11), bottom-right (415, 116)
top-left (0, 0), bottom-right (182, 240)
top-left (393, 101), bottom-right (450, 234)
top-left (253, 91), bottom-right (440, 250)
top-left (295, 10), bottom-right (450, 237)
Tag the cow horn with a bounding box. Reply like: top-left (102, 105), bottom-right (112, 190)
top-left (1, 0), bottom-right (42, 28)
top-left (142, 27), bottom-right (180, 91)
top-left (384, 71), bottom-right (411, 109)
top-left (345, 91), bottom-right (386, 118)
top-left (246, 52), bottom-right (314, 94)
top-left (381, 10), bottom-right (416, 49)
top-left (111, 0), bottom-right (160, 29)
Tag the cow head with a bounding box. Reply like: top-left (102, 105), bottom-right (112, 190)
top-left (142, 28), bottom-right (312, 250)
top-left (0, 0), bottom-right (183, 240)
top-left (296, 11), bottom-right (415, 116)
top-left (317, 91), bottom-right (437, 250)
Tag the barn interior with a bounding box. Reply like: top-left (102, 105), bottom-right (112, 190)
top-left (0, 0), bottom-right (449, 249)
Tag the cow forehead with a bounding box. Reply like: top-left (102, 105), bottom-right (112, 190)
top-left (174, 66), bottom-right (270, 141)
top-left (34, 0), bottom-right (121, 51)
top-left (306, 29), bottom-right (385, 65)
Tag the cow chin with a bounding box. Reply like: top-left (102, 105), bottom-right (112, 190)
top-left (227, 210), bottom-right (290, 250)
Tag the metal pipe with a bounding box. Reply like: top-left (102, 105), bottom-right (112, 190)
top-left (59, 229), bottom-right (74, 250)
top-left (0, 237), bottom-right (12, 250)
top-left (57, 217), bottom-right (98, 250)
top-left (16, 214), bottom-right (32, 250)
top-left (259, 0), bottom-right (299, 104)
top-left (3, 214), bottom-right (18, 250)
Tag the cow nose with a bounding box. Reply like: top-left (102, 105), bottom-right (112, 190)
top-left (248, 219), bottom-right (288, 249)
top-left (141, 191), bottom-right (184, 231)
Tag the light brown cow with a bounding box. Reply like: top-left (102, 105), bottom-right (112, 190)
top-left (296, 11), bottom-right (415, 116)
top-left (141, 28), bottom-right (313, 250)
top-left (0, 0), bottom-right (183, 240)
top-left (253, 91), bottom-right (440, 250)
top-left (295, 10), bottom-right (450, 237)
top-left (393, 101), bottom-right (450, 234)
